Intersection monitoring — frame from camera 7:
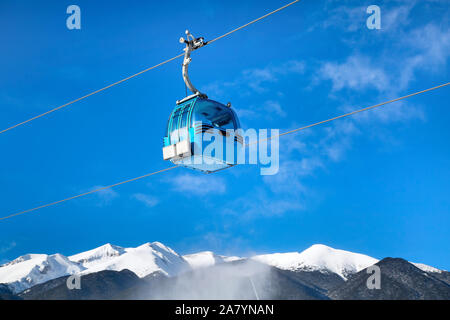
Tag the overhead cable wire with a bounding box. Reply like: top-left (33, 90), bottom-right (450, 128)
top-left (0, 54), bottom-right (184, 135)
top-left (246, 82), bottom-right (450, 147)
top-left (206, 0), bottom-right (301, 45)
top-left (1, 81), bottom-right (448, 222)
top-left (0, 0), bottom-right (301, 135)
top-left (0, 166), bottom-right (178, 221)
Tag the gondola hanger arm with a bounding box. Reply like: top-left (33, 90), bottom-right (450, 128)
top-left (179, 30), bottom-right (208, 100)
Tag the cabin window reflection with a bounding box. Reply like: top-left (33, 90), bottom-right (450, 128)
top-left (193, 100), bottom-right (237, 130)
top-left (180, 107), bottom-right (189, 128)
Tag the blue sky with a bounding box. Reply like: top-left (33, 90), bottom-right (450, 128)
top-left (0, 0), bottom-right (449, 269)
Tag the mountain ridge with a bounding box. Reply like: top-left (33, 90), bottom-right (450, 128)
top-left (0, 242), bottom-right (445, 295)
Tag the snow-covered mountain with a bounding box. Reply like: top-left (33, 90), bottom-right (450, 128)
top-left (70, 242), bottom-right (189, 278)
top-left (252, 244), bottom-right (379, 279)
top-left (0, 254), bottom-right (83, 293)
top-left (0, 242), bottom-right (444, 294)
top-left (0, 242), bottom-right (189, 293)
top-left (250, 244), bottom-right (442, 278)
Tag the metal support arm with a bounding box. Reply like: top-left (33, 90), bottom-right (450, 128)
top-left (179, 30), bottom-right (208, 98)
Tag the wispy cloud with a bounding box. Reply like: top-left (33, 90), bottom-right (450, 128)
top-left (223, 187), bottom-right (303, 218)
top-left (263, 100), bottom-right (286, 118)
top-left (399, 24), bottom-right (450, 88)
top-left (310, 1), bottom-right (417, 33)
top-left (317, 55), bottom-right (390, 92)
top-left (223, 141), bottom-right (322, 218)
top-left (132, 193), bottom-right (159, 208)
top-left (319, 5), bottom-right (366, 32)
top-left (315, 3), bottom-right (449, 95)
top-left (242, 61), bottom-right (306, 93)
top-left (342, 100), bottom-right (425, 125)
top-left (201, 60), bottom-right (305, 98)
top-left (90, 186), bottom-right (118, 206)
top-left (316, 119), bottom-right (360, 162)
top-left (263, 158), bottom-right (322, 195)
top-left (311, 2), bottom-right (448, 129)
top-left (236, 100), bottom-right (286, 121)
top-left (167, 173), bottom-right (226, 196)
top-left (382, 1), bottom-right (416, 31)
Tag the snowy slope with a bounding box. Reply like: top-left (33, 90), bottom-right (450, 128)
top-left (183, 251), bottom-right (242, 269)
top-left (412, 262), bottom-right (443, 273)
top-left (0, 242), bottom-right (189, 293)
top-left (71, 242), bottom-right (190, 277)
top-left (252, 244), bottom-right (379, 279)
top-left (0, 254), bottom-right (84, 293)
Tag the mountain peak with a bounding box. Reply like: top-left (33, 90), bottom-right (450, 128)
top-left (253, 244), bottom-right (379, 279)
top-left (298, 244), bottom-right (379, 279)
top-left (149, 242), bottom-right (180, 256)
top-left (305, 244), bottom-right (334, 251)
top-left (69, 243), bottom-right (125, 265)
top-left (71, 241), bottom-right (189, 279)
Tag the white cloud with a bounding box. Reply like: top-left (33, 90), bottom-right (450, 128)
top-left (243, 61), bottom-right (306, 93)
top-left (382, 2), bottom-right (416, 30)
top-left (243, 68), bottom-right (277, 93)
top-left (236, 100), bottom-right (286, 121)
top-left (343, 100), bottom-right (425, 125)
top-left (223, 142), bottom-right (323, 218)
top-left (312, 1), bottom-right (417, 33)
top-left (223, 188), bottom-right (303, 218)
top-left (315, 120), bottom-right (360, 162)
top-left (264, 100), bottom-right (286, 118)
top-left (263, 158), bottom-right (322, 195)
top-left (399, 24), bottom-right (450, 88)
top-left (168, 173), bottom-right (226, 196)
top-left (280, 131), bottom-right (309, 155)
top-left (90, 186), bottom-right (118, 206)
top-left (132, 193), bottom-right (159, 208)
top-left (313, 18), bottom-right (447, 128)
top-left (234, 107), bottom-right (259, 120)
top-left (318, 55), bottom-right (390, 92)
top-left (201, 60), bottom-right (305, 98)
top-left (314, 2), bottom-right (449, 95)
top-left (320, 5), bottom-right (366, 32)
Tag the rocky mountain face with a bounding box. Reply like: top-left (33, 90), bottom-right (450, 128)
top-left (19, 270), bottom-right (140, 300)
top-left (1, 242), bottom-right (448, 300)
top-left (0, 284), bottom-right (20, 300)
top-left (329, 258), bottom-right (450, 300)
